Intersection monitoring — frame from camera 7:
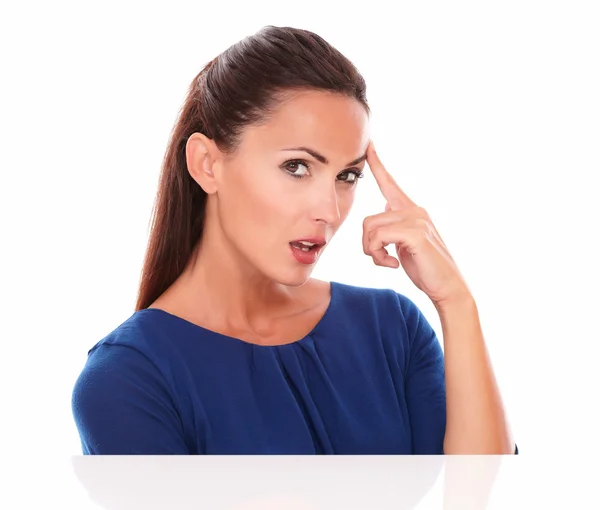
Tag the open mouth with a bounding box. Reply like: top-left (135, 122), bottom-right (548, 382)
top-left (289, 241), bottom-right (320, 252)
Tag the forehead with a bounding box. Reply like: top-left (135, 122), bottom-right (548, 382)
top-left (238, 90), bottom-right (370, 159)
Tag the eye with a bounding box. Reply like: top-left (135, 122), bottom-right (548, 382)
top-left (283, 159), bottom-right (311, 179)
top-left (338, 169), bottom-right (365, 185)
top-left (282, 159), bottom-right (364, 185)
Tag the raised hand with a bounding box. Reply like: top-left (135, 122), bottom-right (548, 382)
top-left (363, 142), bottom-right (471, 306)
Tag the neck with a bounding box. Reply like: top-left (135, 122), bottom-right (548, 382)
top-left (168, 209), bottom-right (304, 332)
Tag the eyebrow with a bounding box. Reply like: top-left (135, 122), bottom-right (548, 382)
top-left (282, 147), bottom-right (367, 167)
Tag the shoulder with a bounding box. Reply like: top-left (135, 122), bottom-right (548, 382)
top-left (79, 309), bottom-right (184, 385)
top-left (331, 280), bottom-right (423, 323)
top-left (88, 307), bottom-right (184, 354)
top-left (71, 311), bottom-right (193, 454)
top-left (330, 280), bottom-right (437, 353)
top-left (72, 309), bottom-right (183, 411)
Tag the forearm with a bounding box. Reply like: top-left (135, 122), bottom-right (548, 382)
top-left (435, 296), bottom-right (514, 454)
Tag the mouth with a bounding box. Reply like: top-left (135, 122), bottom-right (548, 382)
top-left (289, 238), bottom-right (327, 265)
top-left (289, 239), bottom-right (327, 252)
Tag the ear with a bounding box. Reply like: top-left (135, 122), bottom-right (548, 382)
top-left (185, 132), bottom-right (221, 194)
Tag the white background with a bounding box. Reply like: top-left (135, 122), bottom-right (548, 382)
top-left (1, 0), bottom-right (599, 505)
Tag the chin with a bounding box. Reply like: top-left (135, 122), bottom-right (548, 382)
top-left (272, 270), bottom-right (314, 288)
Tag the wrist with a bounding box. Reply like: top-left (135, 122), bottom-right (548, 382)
top-left (433, 291), bottom-right (476, 316)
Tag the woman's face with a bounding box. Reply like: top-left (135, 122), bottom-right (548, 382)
top-left (212, 90), bottom-right (370, 286)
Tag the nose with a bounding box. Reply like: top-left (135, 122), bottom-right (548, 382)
top-left (312, 184), bottom-right (341, 226)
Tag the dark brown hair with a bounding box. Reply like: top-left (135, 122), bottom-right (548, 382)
top-left (135, 26), bottom-right (369, 311)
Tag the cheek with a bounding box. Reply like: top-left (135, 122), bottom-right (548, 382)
top-left (247, 174), bottom-right (289, 212)
top-left (222, 169), bottom-right (292, 227)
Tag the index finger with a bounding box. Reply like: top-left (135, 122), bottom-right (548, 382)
top-left (367, 141), bottom-right (416, 210)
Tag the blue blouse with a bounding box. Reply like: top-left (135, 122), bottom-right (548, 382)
top-left (72, 281), bottom-right (448, 454)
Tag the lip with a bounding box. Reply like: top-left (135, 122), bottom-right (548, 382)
top-left (289, 239), bottom-right (326, 265)
top-left (289, 237), bottom-right (327, 248)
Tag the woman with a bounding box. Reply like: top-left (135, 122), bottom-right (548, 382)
top-left (72, 26), bottom-right (517, 455)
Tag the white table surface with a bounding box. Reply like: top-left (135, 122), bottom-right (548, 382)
top-left (4, 454), bottom-right (597, 509)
